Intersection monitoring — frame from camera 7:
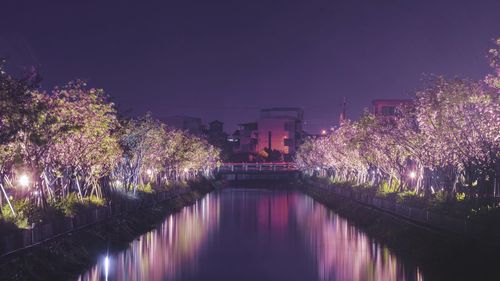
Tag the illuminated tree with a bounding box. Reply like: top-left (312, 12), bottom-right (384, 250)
top-left (295, 40), bottom-right (500, 198)
top-left (47, 81), bottom-right (121, 199)
top-left (415, 77), bottom-right (500, 196)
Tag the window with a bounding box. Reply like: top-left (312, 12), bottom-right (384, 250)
top-left (381, 106), bottom-right (396, 115)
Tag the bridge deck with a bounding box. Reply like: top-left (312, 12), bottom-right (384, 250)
top-left (217, 162), bottom-right (299, 181)
top-left (218, 162), bottom-right (297, 173)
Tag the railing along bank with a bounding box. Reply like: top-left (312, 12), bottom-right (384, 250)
top-left (308, 179), bottom-right (486, 237)
top-left (0, 187), bottom-right (191, 257)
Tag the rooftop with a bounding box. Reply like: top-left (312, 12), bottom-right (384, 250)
top-left (260, 107), bottom-right (303, 112)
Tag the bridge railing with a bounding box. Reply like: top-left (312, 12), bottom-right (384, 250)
top-left (218, 162), bottom-right (297, 172)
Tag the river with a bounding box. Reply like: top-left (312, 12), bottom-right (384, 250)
top-left (77, 188), bottom-right (424, 281)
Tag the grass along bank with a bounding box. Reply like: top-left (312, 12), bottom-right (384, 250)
top-left (306, 176), bottom-right (500, 234)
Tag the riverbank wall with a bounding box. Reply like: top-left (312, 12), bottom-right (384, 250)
top-left (0, 179), bottom-right (216, 281)
top-left (301, 178), bottom-right (478, 235)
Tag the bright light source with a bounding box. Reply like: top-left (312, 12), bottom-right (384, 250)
top-left (409, 171), bottom-right (416, 179)
top-left (114, 180), bottom-right (122, 186)
top-left (321, 129), bottom-right (327, 135)
top-left (184, 168), bottom-right (189, 173)
top-left (104, 256), bottom-right (110, 281)
top-left (18, 174), bottom-right (30, 188)
top-left (146, 169), bottom-right (153, 175)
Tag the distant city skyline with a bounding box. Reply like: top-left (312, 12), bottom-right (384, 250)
top-left (1, 0), bottom-right (499, 133)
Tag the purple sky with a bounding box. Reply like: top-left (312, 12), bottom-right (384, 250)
top-left (1, 0), bottom-right (498, 133)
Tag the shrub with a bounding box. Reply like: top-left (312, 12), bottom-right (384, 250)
top-left (1, 198), bottom-right (43, 228)
top-left (50, 193), bottom-right (81, 216)
top-left (396, 190), bottom-right (417, 203)
top-left (377, 180), bottom-right (399, 197)
top-left (88, 195), bottom-right (105, 206)
top-left (50, 194), bottom-right (106, 216)
top-left (137, 183), bottom-right (154, 194)
top-left (456, 192), bottom-right (466, 201)
top-left (432, 190), bottom-right (448, 204)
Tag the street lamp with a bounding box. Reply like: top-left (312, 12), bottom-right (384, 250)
top-left (18, 174), bottom-right (30, 188)
top-left (409, 171), bottom-right (416, 179)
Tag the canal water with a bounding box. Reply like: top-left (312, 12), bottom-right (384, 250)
top-left (77, 188), bottom-right (424, 281)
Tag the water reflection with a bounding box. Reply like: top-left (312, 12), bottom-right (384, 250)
top-left (77, 193), bottom-right (220, 281)
top-left (77, 190), bottom-right (424, 281)
top-left (294, 195), bottom-right (423, 281)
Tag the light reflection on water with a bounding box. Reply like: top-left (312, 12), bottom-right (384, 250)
top-left (77, 190), bottom-right (423, 281)
top-left (295, 195), bottom-right (423, 281)
top-left (77, 193), bottom-right (221, 281)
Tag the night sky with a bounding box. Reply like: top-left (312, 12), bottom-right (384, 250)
top-left (1, 0), bottom-right (499, 133)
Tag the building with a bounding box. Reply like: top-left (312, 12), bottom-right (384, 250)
top-left (256, 107), bottom-right (304, 155)
top-left (233, 122), bottom-right (258, 153)
top-left (232, 107), bottom-right (304, 154)
top-left (372, 99), bottom-right (412, 117)
top-left (206, 120), bottom-right (232, 160)
top-left (208, 120), bottom-right (224, 134)
top-left (163, 115), bottom-right (203, 135)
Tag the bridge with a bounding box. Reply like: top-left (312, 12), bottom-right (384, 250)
top-left (218, 162), bottom-right (297, 172)
top-left (217, 162), bottom-right (300, 183)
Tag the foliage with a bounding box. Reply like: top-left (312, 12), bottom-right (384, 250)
top-left (49, 193), bottom-right (82, 216)
top-left (295, 39), bottom-right (500, 202)
top-left (456, 192), bottom-right (466, 201)
top-left (137, 183), bottom-right (154, 194)
top-left (114, 115), bottom-right (220, 194)
top-left (0, 60), bottom-right (220, 232)
top-left (396, 190), bottom-right (417, 203)
top-left (49, 194), bottom-right (105, 217)
top-left (2, 198), bottom-right (42, 228)
top-left (377, 181), bottom-right (399, 197)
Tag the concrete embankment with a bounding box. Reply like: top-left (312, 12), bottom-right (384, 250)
top-left (299, 178), bottom-right (500, 281)
top-left (0, 180), bottom-right (216, 281)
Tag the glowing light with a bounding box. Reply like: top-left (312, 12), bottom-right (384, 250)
top-left (104, 256), bottom-right (110, 281)
top-left (114, 180), bottom-right (122, 186)
top-left (184, 168), bottom-right (189, 173)
top-left (430, 186), bottom-right (435, 194)
top-left (409, 171), bottom-right (416, 179)
top-left (18, 174), bottom-right (30, 188)
top-left (146, 169), bottom-right (153, 175)
top-left (321, 129), bottom-right (327, 135)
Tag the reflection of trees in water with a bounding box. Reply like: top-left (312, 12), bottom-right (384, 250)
top-left (78, 193), bottom-right (220, 281)
top-left (293, 195), bottom-right (423, 281)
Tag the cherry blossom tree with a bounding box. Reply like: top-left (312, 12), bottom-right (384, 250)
top-left (295, 39), bottom-right (500, 198)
